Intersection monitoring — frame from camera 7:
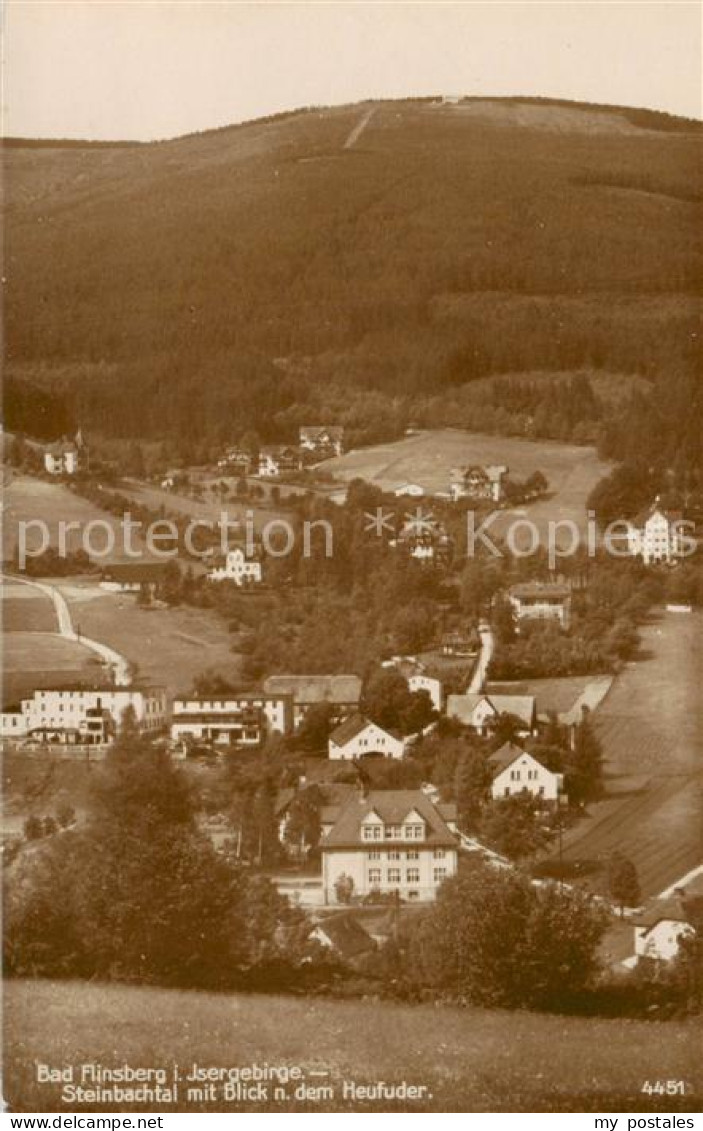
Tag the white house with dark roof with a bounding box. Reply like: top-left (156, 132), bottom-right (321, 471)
top-left (446, 692), bottom-right (537, 736)
top-left (299, 426), bottom-right (344, 458)
top-left (633, 892), bottom-right (701, 963)
top-left (263, 674), bottom-right (362, 731)
top-left (43, 439), bottom-right (79, 475)
top-left (449, 464), bottom-right (507, 502)
top-left (626, 502), bottom-right (687, 565)
top-left (207, 544), bottom-right (264, 585)
top-left (258, 445), bottom-right (301, 477)
top-left (488, 741), bottom-right (564, 802)
top-left (508, 581), bottom-right (572, 630)
top-left (328, 714), bottom-right (405, 760)
top-left (320, 789), bottom-right (459, 903)
top-left (99, 561), bottom-right (170, 596)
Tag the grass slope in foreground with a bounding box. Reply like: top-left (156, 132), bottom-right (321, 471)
top-left (4, 980), bottom-right (701, 1113)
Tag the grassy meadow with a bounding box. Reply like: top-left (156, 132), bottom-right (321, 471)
top-left (4, 979), bottom-right (702, 1113)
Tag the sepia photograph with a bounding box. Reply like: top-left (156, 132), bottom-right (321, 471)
top-left (1, 0), bottom-right (702, 1119)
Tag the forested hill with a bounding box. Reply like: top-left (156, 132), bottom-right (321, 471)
top-left (4, 97), bottom-right (702, 471)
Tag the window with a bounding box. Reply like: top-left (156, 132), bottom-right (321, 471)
top-left (387, 868), bottom-right (401, 883)
top-left (384, 824), bottom-right (402, 839)
top-left (368, 869), bottom-right (382, 884)
top-left (388, 851), bottom-right (401, 861)
top-left (433, 849), bottom-right (445, 859)
top-left (362, 824), bottom-right (382, 841)
top-left (433, 867), bottom-right (447, 883)
top-left (367, 851), bottom-right (381, 861)
top-left (404, 823), bottom-right (424, 840)
top-left (406, 850), bottom-right (420, 860)
top-left (407, 868), bottom-right (420, 883)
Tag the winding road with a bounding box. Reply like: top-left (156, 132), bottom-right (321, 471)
top-left (5, 573), bottom-right (131, 686)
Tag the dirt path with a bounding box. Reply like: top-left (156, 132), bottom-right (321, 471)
top-left (5, 574), bottom-right (132, 686)
top-left (344, 107), bottom-right (376, 149)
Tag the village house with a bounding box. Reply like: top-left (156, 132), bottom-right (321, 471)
top-left (43, 435), bottom-right (83, 476)
top-left (393, 516), bottom-right (452, 567)
top-left (171, 692), bottom-right (293, 745)
top-left (320, 789), bottom-right (459, 903)
top-left (488, 741), bottom-right (564, 802)
top-left (217, 446), bottom-right (252, 472)
top-left (440, 628), bottom-right (477, 657)
top-left (1, 685), bottom-right (167, 745)
top-left (207, 543), bottom-right (264, 585)
top-left (508, 581), bottom-right (572, 630)
top-left (276, 781), bottom-right (359, 852)
top-left (446, 692), bottom-right (538, 736)
top-left (262, 674), bottom-right (362, 731)
top-left (633, 890), bottom-right (701, 963)
top-left (328, 714), bottom-right (405, 760)
top-left (299, 426), bottom-right (344, 459)
top-left (381, 657), bottom-right (443, 711)
top-left (99, 561), bottom-right (170, 598)
top-left (258, 445), bottom-right (302, 477)
top-left (309, 914), bottom-right (376, 963)
top-left (627, 501), bottom-right (687, 565)
top-left (449, 464), bottom-right (507, 503)
top-left (394, 483), bottom-right (425, 497)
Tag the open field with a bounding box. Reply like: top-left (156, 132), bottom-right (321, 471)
top-left (4, 979), bottom-right (701, 1113)
top-left (2, 475), bottom-right (144, 560)
top-left (116, 479), bottom-right (291, 533)
top-left (324, 429), bottom-right (610, 541)
top-left (2, 632), bottom-right (110, 707)
top-left (556, 610), bottom-right (703, 897)
top-left (57, 580), bottom-right (240, 695)
top-left (2, 593), bottom-right (57, 633)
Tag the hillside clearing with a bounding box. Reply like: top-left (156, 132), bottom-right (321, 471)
top-left (4, 979), bottom-right (701, 1113)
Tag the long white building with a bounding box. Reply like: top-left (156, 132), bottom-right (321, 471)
top-left (1, 685), bottom-right (167, 745)
top-left (171, 692), bottom-right (293, 745)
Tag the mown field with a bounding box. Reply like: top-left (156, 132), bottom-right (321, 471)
top-left (556, 610), bottom-right (703, 898)
top-left (325, 428), bottom-right (610, 542)
top-left (4, 979), bottom-right (701, 1113)
top-left (57, 580), bottom-right (240, 695)
top-left (2, 475), bottom-right (143, 560)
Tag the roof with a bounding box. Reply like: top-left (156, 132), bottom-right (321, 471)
top-left (447, 693), bottom-right (536, 728)
top-left (45, 440), bottom-right (78, 456)
top-left (631, 502), bottom-right (684, 528)
top-left (321, 789), bottom-right (459, 850)
top-left (311, 914), bottom-right (374, 959)
top-left (275, 781), bottom-right (358, 818)
top-left (487, 741), bottom-right (531, 776)
top-left (487, 741), bottom-right (556, 781)
top-left (263, 674), bottom-right (361, 706)
top-left (509, 582), bottom-right (572, 601)
top-left (634, 897), bottom-right (698, 931)
top-left (101, 562), bottom-right (169, 582)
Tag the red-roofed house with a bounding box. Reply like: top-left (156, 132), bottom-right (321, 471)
top-left (328, 714), bottom-right (405, 760)
top-left (320, 789), bottom-right (459, 903)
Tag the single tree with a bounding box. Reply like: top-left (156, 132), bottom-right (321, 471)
top-left (608, 853), bottom-right (641, 916)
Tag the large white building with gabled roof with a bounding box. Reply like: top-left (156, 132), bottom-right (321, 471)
top-left (320, 789), bottom-right (459, 903)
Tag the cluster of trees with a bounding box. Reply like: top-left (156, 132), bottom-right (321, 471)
top-left (488, 557), bottom-right (665, 681)
top-left (4, 735), bottom-right (311, 988)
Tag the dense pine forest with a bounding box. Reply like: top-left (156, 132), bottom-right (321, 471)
top-left (4, 97), bottom-right (702, 474)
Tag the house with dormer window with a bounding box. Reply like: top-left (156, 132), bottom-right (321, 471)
top-left (320, 789), bottom-right (459, 903)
